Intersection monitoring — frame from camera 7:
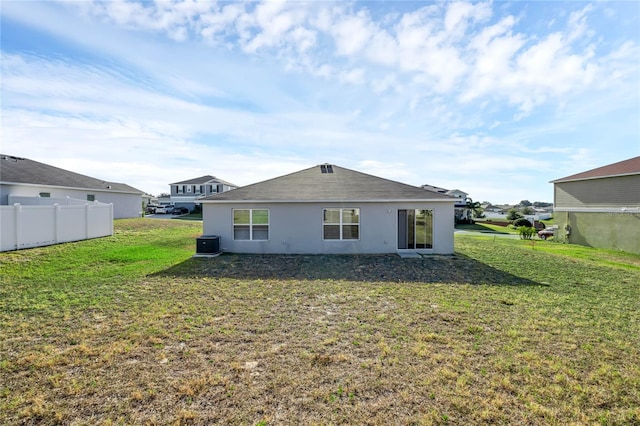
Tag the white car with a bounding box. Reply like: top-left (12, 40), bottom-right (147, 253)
top-left (155, 205), bottom-right (172, 214)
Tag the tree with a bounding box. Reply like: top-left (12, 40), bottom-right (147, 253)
top-left (519, 200), bottom-right (532, 207)
top-left (465, 198), bottom-right (483, 220)
top-left (506, 208), bottom-right (523, 221)
top-left (522, 206), bottom-right (535, 215)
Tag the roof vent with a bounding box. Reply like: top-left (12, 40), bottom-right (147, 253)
top-left (320, 164), bottom-right (334, 174)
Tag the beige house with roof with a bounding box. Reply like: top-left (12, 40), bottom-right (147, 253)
top-left (200, 164), bottom-right (456, 255)
top-left (551, 156), bottom-right (640, 254)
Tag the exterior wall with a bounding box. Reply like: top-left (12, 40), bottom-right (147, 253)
top-left (552, 174), bottom-right (640, 254)
top-left (0, 183), bottom-right (142, 219)
top-left (554, 211), bottom-right (640, 254)
top-left (202, 201), bottom-right (454, 254)
top-left (554, 175), bottom-right (640, 208)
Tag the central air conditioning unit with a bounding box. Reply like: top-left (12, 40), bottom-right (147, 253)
top-left (196, 235), bottom-right (221, 255)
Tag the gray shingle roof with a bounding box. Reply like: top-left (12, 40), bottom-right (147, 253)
top-left (201, 164), bottom-right (456, 202)
top-left (0, 154), bottom-right (144, 194)
top-left (170, 175), bottom-right (237, 186)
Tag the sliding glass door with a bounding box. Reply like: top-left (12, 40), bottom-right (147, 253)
top-left (398, 209), bottom-right (433, 249)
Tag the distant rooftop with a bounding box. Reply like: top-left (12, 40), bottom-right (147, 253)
top-left (552, 156), bottom-right (640, 183)
top-left (0, 154), bottom-right (144, 194)
top-left (170, 175), bottom-right (237, 187)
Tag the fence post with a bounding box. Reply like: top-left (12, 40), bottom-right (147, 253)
top-left (14, 203), bottom-right (21, 250)
top-left (85, 203), bottom-right (90, 239)
top-left (54, 203), bottom-right (60, 244)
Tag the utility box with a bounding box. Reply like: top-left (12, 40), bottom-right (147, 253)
top-left (196, 235), bottom-right (220, 255)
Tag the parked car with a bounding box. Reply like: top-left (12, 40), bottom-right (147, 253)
top-left (538, 227), bottom-right (557, 240)
top-left (146, 204), bottom-right (160, 214)
top-left (155, 205), bottom-right (172, 214)
top-left (172, 206), bottom-right (189, 215)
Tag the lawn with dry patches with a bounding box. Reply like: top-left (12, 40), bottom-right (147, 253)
top-left (1, 219), bottom-right (639, 425)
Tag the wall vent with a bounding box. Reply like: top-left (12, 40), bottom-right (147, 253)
top-left (320, 164), bottom-right (334, 174)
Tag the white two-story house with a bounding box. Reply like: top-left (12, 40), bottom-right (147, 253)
top-left (421, 185), bottom-right (470, 223)
top-left (169, 175), bottom-right (237, 211)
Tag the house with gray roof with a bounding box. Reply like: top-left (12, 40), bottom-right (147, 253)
top-left (0, 154), bottom-right (145, 219)
top-left (551, 155), bottom-right (640, 254)
top-left (421, 185), bottom-right (470, 223)
top-left (169, 175), bottom-right (237, 211)
top-left (200, 164), bottom-right (456, 254)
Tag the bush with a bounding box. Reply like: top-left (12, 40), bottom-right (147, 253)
top-left (513, 218), bottom-right (532, 228)
top-left (518, 226), bottom-right (536, 240)
top-left (506, 208), bottom-right (523, 221)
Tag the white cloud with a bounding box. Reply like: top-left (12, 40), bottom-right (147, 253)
top-left (1, 0), bottom-right (637, 204)
top-left (339, 68), bottom-right (365, 85)
top-left (331, 9), bottom-right (375, 56)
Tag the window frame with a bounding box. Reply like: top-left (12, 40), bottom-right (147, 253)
top-left (232, 208), bottom-right (270, 241)
top-left (86, 194), bottom-right (95, 202)
top-left (322, 208), bottom-right (360, 241)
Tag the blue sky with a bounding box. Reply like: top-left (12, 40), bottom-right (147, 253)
top-left (1, 0), bottom-right (639, 203)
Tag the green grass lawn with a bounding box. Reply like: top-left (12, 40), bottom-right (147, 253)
top-left (1, 219), bottom-right (638, 425)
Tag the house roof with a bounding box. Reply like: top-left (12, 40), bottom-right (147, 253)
top-left (421, 185), bottom-right (468, 197)
top-left (552, 156), bottom-right (640, 183)
top-left (0, 154), bottom-right (144, 194)
top-left (201, 164), bottom-right (456, 202)
top-left (170, 175), bottom-right (237, 187)
top-left (421, 184), bottom-right (448, 193)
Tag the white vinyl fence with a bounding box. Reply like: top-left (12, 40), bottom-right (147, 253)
top-left (0, 203), bottom-right (113, 252)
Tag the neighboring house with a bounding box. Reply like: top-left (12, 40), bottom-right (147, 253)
top-left (481, 203), bottom-right (501, 213)
top-left (421, 185), bottom-right (470, 222)
top-left (169, 175), bottom-right (237, 211)
top-left (201, 164), bottom-right (456, 254)
top-left (551, 156), bottom-right (640, 254)
top-left (0, 154), bottom-right (145, 219)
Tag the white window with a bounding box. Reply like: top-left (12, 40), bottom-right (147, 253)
top-left (323, 208), bottom-right (360, 240)
top-left (176, 185), bottom-right (182, 194)
top-left (233, 209), bottom-right (269, 241)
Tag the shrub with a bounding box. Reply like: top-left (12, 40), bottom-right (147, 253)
top-left (506, 208), bottom-right (523, 221)
top-left (513, 218), bottom-right (532, 228)
top-left (518, 226), bottom-right (536, 240)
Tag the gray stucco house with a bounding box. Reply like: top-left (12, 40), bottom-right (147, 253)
top-left (551, 156), bottom-right (640, 254)
top-left (0, 154), bottom-right (146, 219)
top-left (200, 164), bottom-right (456, 254)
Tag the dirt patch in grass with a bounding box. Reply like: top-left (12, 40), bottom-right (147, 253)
top-left (155, 253), bottom-right (540, 286)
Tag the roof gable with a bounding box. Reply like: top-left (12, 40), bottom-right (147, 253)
top-left (552, 156), bottom-right (640, 183)
top-left (201, 164), bottom-right (456, 202)
top-left (171, 175), bottom-right (237, 186)
top-left (0, 154), bottom-right (144, 194)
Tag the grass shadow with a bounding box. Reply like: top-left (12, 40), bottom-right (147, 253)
top-left (455, 223), bottom-right (510, 234)
top-left (151, 253), bottom-right (541, 286)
